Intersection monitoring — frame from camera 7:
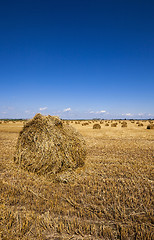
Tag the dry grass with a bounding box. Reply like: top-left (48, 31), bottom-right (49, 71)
top-left (0, 119), bottom-right (154, 239)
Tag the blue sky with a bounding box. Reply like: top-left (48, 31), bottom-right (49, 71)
top-left (0, 0), bottom-right (154, 119)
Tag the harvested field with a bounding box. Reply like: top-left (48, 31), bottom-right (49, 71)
top-left (0, 119), bottom-right (154, 239)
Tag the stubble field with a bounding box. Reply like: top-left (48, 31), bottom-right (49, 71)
top-left (0, 119), bottom-right (153, 239)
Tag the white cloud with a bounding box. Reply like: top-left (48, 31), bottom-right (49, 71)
top-left (126, 113), bottom-right (132, 116)
top-left (96, 110), bottom-right (106, 114)
top-left (89, 110), bottom-right (106, 114)
top-left (39, 107), bottom-right (48, 111)
top-left (63, 107), bottom-right (71, 112)
top-left (122, 113), bottom-right (132, 116)
top-left (99, 110), bottom-right (106, 113)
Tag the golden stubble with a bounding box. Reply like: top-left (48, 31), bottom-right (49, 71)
top-left (0, 119), bottom-right (153, 239)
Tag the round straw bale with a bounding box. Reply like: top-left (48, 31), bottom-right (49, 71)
top-left (138, 123), bottom-right (144, 127)
top-left (147, 124), bottom-right (154, 129)
top-left (93, 123), bottom-right (101, 129)
top-left (121, 121), bottom-right (127, 124)
top-left (105, 123), bottom-right (109, 126)
top-left (121, 123), bottom-right (127, 127)
top-left (14, 114), bottom-right (86, 175)
top-left (121, 121), bottom-right (127, 127)
top-left (82, 122), bottom-right (89, 126)
top-left (111, 123), bottom-right (117, 127)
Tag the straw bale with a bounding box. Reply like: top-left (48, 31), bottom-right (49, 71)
top-left (121, 121), bottom-right (127, 127)
top-left (93, 124), bottom-right (101, 129)
top-left (14, 114), bottom-right (86, 175)
top-left (111, 123), bottom-right (117, 127)
top-left (138, 123), bottom-right (144, 127)
top-left (105, 123), bottom-right (109, 126)
top-left (82, 122), bottom-right (89, 126)
top-left (121, 121), bottom-right (127, 124)
top-left (121, 124), bottom-right (127, 127)
top-left (147, 124), bottom-right (154, 129)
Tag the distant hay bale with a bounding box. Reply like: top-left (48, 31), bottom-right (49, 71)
top-left (138, 123), bottom-right (144, 127)
top-left (111, 123), bottom-right (117, 127)
top-left (14, 114), bottom-right (86, 175)
top-left (121, 121), bottom-right (127, 127)
top-left (121, 124), bottom-right (127, 127)
top-left (105, 123), bottom-right (109, 126)
top-left (93, 123), bottom-right (101, 129)
top-left (147, 124), bottom-right (154, 129)
top-left (82, 122), bottom-right (89, 126)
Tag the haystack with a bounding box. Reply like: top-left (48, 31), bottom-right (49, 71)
top-left (121, 123), bottom-right (127, 127)
top-left (82, 122), bottom-right (89, 126)
top-left (14, 114), bottom-right (86, 175)
top-left (147, 124), bottom-right (154, 129)
top-left (93, 124), bottom-right (101, 129)
top-left (138, 123), bottom-right (144, 127)
top-left (121, 121), bottom-right (127, 127)
top-left (111, 123), bottom-right (117, 127)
